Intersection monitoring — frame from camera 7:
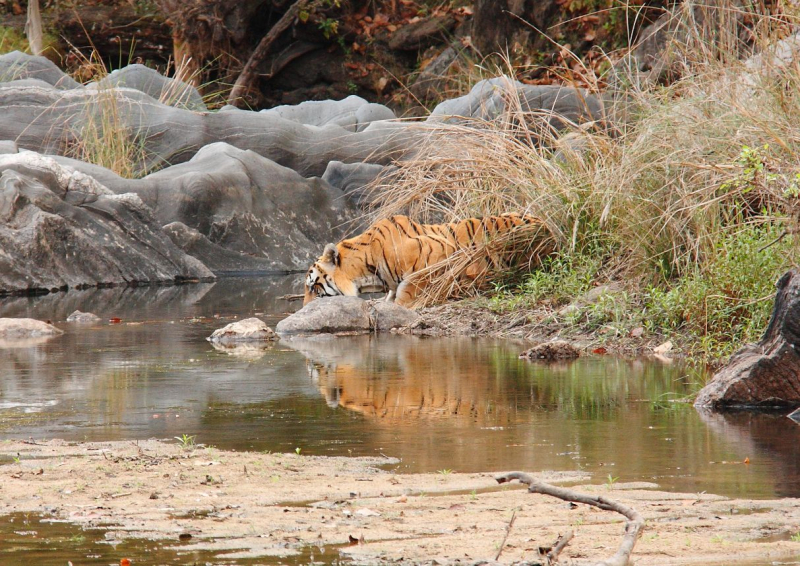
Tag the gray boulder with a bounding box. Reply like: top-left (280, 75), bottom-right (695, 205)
top-left (276, 296), bottom-right (420, 335)
top-left (66, 310), bottom-right (102, 323)
top-left (321, 161), bottom-right (393, 208)
top-left (0, 51), bottom-right (81, 89)
top-left (95, 64), bottom-right (207, 111)
top-left (121, 143), bottom-right (358, 272)
top-left (0, 318), bottom-right (63, 338)
top-left (430, 77), bottom-right (605, 133)
top-left (207, 317), bottom-right (278, 344)
top-left (695, 269), bottom-right (800, 409)
top-left (0, 69), bottom-right (414, 177)
top-left (259, 95), bottom-right (395, 132)
top-left (0, 152), bottom-right (213, 294)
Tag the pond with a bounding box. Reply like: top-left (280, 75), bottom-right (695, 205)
top-left (1, 276), bottom-right (799, 564)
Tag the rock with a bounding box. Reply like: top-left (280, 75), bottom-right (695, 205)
top-left (0, 152), bottom-right (213, 294)
top-left (372, 300), bottom-right (422, 332)
top-left (95, 64), bottom-right (206, 111)
top-left (695, 269), bottom-right (800, 409)
top-left (31, 143), bottom-right (359, 274)
top-left (275, 296), bottom-right (420, 335)
top-left (0, 51), bottom-right (81, 89)
top-left (388, 14), bottom-right (457, 51)
top-left (130, 143), bottom-right (358, 272)
top-left (430, 77), bottom-right (606, 134)
top-left (66, 310), bottom-right (101, 323)
top-left (520, 340), bottom-right (580, 361)
top-left (321, 161), bottom-right (393, 208)
top-left (207, 317), bottom-right (278, 344)
top-left (259, 95), bottom-right (395, 132)
top-left (0, 59), bottom-right (413, 177)
top-left (0, 318), bottom-right (63, 338)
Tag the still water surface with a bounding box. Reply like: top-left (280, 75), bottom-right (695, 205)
top-left (1, 275), bottom-right (799, 504)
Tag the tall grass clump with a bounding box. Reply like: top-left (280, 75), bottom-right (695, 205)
top-left (367, 3), bottom-right (800, 357)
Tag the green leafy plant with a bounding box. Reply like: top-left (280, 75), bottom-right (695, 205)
top-left (175, 434), bottom-right (196, 450)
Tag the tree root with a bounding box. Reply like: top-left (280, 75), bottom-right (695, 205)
top-left (495, 472), bottom-right (645, 566)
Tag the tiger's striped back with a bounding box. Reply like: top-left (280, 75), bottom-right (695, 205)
top-left (303, 214), bottom-right (552, 308)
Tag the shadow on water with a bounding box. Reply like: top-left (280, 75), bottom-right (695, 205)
top-left (0, 276), bottom-right (799, 502)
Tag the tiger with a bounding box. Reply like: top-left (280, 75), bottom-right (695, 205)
top-left (303, 213), bottom-right (553, 308)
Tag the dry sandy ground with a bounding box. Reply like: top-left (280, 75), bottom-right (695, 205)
top-left (2, 439), bottom-right (800, 565)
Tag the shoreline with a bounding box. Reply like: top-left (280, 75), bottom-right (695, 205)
top-left (2, 438), bottom-right (799, 565)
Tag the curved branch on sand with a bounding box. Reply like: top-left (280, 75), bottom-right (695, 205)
top-left (495, 471), bottom-right (645, 566)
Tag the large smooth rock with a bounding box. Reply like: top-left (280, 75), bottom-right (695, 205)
top-left (0, 152), bottom-right (213, 294)
top-left (0, 51), bottom-right (81, 89)
top-left (430, 77), bottom-right (606, 132)
top-left (259, 95), bottom-right (395, 132)
top-left (95, 64), bottom-right (206, 111)
top-left (695, 270), bottom-right (800, 409)
top-left (276, 296), bottom-right (420, 335)
top-left (0, 57), bottom-right (413, 177)
top-left (0, 318), bottom-right (63, 337)
top-left (207, 317), bottom-right (278, 344)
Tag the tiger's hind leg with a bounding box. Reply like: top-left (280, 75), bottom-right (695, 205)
top-left (395, 279), bottom-right (427, 308)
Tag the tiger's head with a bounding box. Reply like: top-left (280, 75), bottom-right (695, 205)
top-left (303, 243), bottom-right (353, 305)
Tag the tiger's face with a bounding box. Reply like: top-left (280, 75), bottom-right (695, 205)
top-left (303, 261), bottom-right (342, 305)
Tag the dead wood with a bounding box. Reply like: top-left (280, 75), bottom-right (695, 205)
top-left (496, 472), bottom-right (645, 566)
top-left (494, 509), bottom-right (517, 560)
top-left (227, 0), bottom-right (313, 107)
top-left (545, 529), bottom-right (574, 564)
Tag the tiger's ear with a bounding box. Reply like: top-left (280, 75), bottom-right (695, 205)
top-left (321, 243), bottom-right (340, 266)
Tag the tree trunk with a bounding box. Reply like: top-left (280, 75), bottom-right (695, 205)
top-left (695, 269), bottom-right (800, 409)
top-left (25, 0), bottom-right (44, 55)
top-left (471, 0), bottom-right (562, 57)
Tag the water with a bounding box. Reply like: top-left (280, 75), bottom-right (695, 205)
top-left (1, 276), bottom-right (799, 501)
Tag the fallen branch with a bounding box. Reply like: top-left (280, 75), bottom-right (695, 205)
top-left (496, 472), bottom-right (645, 566)
top-left (227, 0), bottom-right (313, 107)
top-left (494, 509), bottom-right (517, 560)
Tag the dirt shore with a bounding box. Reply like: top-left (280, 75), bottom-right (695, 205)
top-left (3, 439), bottom-right (799, 565)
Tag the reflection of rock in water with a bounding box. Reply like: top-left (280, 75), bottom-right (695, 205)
top-left (284, 335), bottom-right (523, 424)
top-left (696, 407), bottom-right (800, 497)
top-left (209, 341), bottom-right (276, 360)
top-left (0, 274), bottom-right (304, 321)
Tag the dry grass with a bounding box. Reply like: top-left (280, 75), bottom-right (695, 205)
top-left (366, 2), bottom-right (800, 314)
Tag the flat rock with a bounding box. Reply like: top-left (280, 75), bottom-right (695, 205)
top-left (520, 340), bottom-right (580, 361)
top-left (695, 269), bottom-right (800, 409)
top-left (0, 317), bottom-right (63, 338)
top-left (275, 296), bottom-right (420, 335)
top-left (207, 317), bottom-right (278, 344)
top-left (66, 310), bottom-right (101, 323)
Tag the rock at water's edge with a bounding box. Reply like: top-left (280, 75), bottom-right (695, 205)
top-left (0, 318), bottom-right (63, 338)
top-left (275, 296), bottom-right (420, 335)
top-left (207, 318), bottom-right (278, 345)
top-left (695, 269), bottom-right (800, 409)
top-left (520, 340), bottom-right (581, 361)
top-left (66, 310), bottom-right (102, 323)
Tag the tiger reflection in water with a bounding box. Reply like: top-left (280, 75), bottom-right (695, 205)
top-left (292, 335), bottom-right (536, 424)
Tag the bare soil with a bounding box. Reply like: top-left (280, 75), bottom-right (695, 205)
top-left (3, 439), bottom-right (800, 565)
